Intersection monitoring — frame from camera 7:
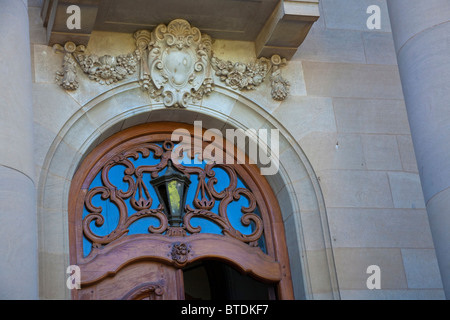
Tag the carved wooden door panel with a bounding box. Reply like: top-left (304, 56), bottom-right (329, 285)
top-left (77, 261), bottom-right (183, 300)
top-left (69, 122), bottom-right (294, 300)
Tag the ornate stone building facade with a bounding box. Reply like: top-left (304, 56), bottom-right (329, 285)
top-left (0, 0), bottom-right (448, 300)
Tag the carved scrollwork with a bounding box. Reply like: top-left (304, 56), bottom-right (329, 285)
top-left (83, 143), bottom-right (169, 251)
top-left (53, 41), bottom-right (86, 90)
top-left (53, 19), bottom-right (289, 101)
top-left (74, 52), bottom-right (138, 85)
top-left (269, 55), bottom-right (290, 101)
top-left (54, 41), bottom-right (138, 89)
top-left (211, 54), bottom-right (290, 100)
top-left (121, 281), bottom-right (165, 300)
top-left (210, 56), bottom-right (270, 91)
top-left (135, 19), bottom-right (214, 107)
top-left (82, 140), bottom-right (265, 256)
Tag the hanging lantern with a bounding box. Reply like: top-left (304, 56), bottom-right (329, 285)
top-left (150, 160), bottom-right (191, 227)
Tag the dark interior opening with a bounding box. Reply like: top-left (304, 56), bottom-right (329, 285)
top-left (183, 260), bottom-right (277, 300)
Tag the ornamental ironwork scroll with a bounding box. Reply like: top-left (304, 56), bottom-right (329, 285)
top-left (82, 141), bottom-right (264, 257)
top-left (53, 19), bottom-right (290, 103)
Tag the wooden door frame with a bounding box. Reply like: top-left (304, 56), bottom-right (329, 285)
top-left (68, 122), bottom-right (294, 299)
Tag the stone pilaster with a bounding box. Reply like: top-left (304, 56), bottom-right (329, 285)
top-left (0, 0), bottom-right (38, 299)
top-left (387, 0), bottom-right (450, 298)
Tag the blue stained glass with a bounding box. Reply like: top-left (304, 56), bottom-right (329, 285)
top-left (82, 236), bottom-right (92, 258)
top-left (226, 192), bottom-right (253, 235)
top-left (108, 164), bottom-right (131, 194)
top-left (189, 217), bottom-right (222, 234)
top-left (88, 196), bottom-right (120, 236)
top-left (82, 143), bottom-right (266, 257)
top-left (128, 216), bottom-right (161, 234)
top-left (211, 167), bottom-right (230, 194)
top-left (89, 171), bottom-right (103, 191)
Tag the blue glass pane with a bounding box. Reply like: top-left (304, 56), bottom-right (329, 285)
top-left (82, 143), bottom-right (266, 256)
top-left (82, 195), bottom-right (120, 257)
top-left (128, 216), bottom-right (161, 234)
top-left (83, 235), bottom-right (92, 257)
top-left (211, 167), bottom-right (230, 194)
top-left (185, 173), bottom-right (199, 204)
top-left (190, 217), bottom-right (222, 234)
top-left (90, 171), bottom-right (103, 189)
top-left (128, 152), bottom-right (160, 167)
top-left (129, 172), bottom-right (161, 211)
top-left (88, 196), bottom-right (120, 236)
top-left (254, 207), bottom-right (267, 253)
top-left (226, 193), bottom-right (253, 235)
top-left (178, 152), bottom-right (204, 167)
top-left (108, 164), bottom-right (131, 193)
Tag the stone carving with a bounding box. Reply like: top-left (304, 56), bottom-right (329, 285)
top-left (53, 42), bottom-right (85, 90)
top-left (134, 19), bottom-right (214, 107)
top-left (53, 19), bottom-right (289, 102)
top-left (54, 41), bottom-right (138, 89)
top-left (134, 30), bottom-right (153, 92)
top-left (210, 56), bottom-right (270, 91)
top-left (211, 54), bottom-right (290, 100)
top-left (74, 52), bottom-right (138, 85)
top-left (269, 55), bottom-right (290, 101)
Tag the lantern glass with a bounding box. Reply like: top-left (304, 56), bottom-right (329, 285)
top-left (151, 161), bottom-right (190, 227)
top-left (167, 180), bottom-right (181, 214)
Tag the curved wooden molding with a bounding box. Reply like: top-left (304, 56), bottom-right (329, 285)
top-left (78, 234), bottom-right (281, 286)
top-left (121, 280), bottom-right (165, 300)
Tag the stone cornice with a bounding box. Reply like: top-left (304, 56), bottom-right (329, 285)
top-left (42, 0), bottom-right (319, 59)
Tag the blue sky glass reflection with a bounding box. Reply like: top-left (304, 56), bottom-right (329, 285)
top-left (82, 143), bottom-right (265, 257)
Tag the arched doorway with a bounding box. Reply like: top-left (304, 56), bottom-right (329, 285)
top-left (68, 122), bottom-right (294, 299)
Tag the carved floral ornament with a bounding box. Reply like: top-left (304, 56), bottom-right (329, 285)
top-left (53, 19), bottom-right (290, 106)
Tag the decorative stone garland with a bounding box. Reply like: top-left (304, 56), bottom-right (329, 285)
top-left (53, 19), bottom-right (290, 106)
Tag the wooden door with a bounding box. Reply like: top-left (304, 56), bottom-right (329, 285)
top-left (77, 261), bottom-right (183, 300)
top-left (69, 122), bottom-right (294, 300)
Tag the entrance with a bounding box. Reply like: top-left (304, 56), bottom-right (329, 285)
top-left (68, 122), bottom-right (293, 299)
top-left (183, 260), bottom-right (276, 300)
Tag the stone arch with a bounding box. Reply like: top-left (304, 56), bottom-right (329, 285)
top-left (37, 81), bottom-right (339, 299)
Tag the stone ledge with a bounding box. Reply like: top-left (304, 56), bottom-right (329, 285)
top-left (41, 0), bottom-right (319, 59)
